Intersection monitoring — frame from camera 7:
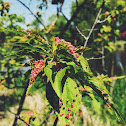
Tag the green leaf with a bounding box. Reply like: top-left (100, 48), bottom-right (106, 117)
top-left (44, 67), bottom-right (53, 84)
top-left (51, 37), bottom-right (57, 52)
top-left (12, 36), bottom-right (22, 40)
top-left (114, 29), bottom-right (119, 36)
top-left (88, 77), bottom-right (113, 103)
top-left (92, 98), bottom-right (101, 113)
top-left (53, 66), bottom-right (70, 97)
top-left (88, 76), bottom-right (126, 123)
top-left (67, 62), bottom-right (78, 73)
top-left (46, 82), bottom-right (59, 111)
top-left (58, 60), bottom-right (78, 73)
top-left (58, 77), bottom-right (81, 126)
top-left (11, 42), bottom-right (49, 55)
top-left (77, 55), bottom-right (91, 74)
top-left (31, 117), bottom-right (41, 125)
top-left (44, 66), bottom-right (70, 98)
top-left (100, 25), bottom-right (111, 33)
top-left (107, 16), bottom-right (112, 23)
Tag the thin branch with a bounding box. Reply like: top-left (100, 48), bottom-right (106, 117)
top-left (16, 115), bottom-right (31, 126)
top-left (9, 110), bottom-right (31, 126)
top-left (97, 15), bottom-right (112, 24)
top-left (85, 56), bottom-right (105, 61)
top-left (76, 0), bottom-right (78, 7)
top-left (61, 11), bottom-right (69, 21)
top-left (16, 0), bottom-right (46, 29)
top-left (102, 45), bottom-right (107, 72)
top-left (46, 16), bottom-right (58, 34)
top-left (12, 81), bottom-right (29, 126)
top-left (76, 26), bottom-right (87, 40)
top-left (59, 1), bottom-right (87, 38)
top-left (82, 29), bottom-right (98, 32)
top-left (53, 116), bottom-right (58, 126)
top-left (83, 0), bottom-right (106, 51)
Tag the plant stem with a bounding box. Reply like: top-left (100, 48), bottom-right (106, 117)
top-left (12, 82), bottom-right (29, 126)
top-left (53, 116), bottom-right (58, 126)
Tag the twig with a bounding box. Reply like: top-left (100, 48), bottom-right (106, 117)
top-left (102, 46), bottom-right (105, 69)
top-left (9, 110), bottom-right (31, 126)
top-left (82, 29), bottom-right (98, 32)
top-left (59, 1), bottom-right (87, 38)
top-left (61, 11), bottom-right (69, 21)
top-left (53, 116), bottom-right (58, 126)
top-left (16, 0), bottom-right (46, 29)
top-left (16, 115), bottom-right (31, 126)
top-left (82, 0), bottom-right (106, 54)
top-left (76, 15), bottom-right (110, 42)
top-left (46, 16), bottom-right (58, 34)
top-left (76, 0), bottom-right (78, 7)
top-left (12, 81), bottom-right (29, 126)
top-left (97, 15), bottom-right (112, 24)
top-left (76, 26), bottom-right (87, 40)
top-left (85, 56), bottom-right (105, 61)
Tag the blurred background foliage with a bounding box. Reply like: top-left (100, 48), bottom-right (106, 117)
top-left (0, 0), bottom-right (126, 126)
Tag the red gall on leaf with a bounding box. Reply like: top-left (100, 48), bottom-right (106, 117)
top-left (74, 54), bottom-right (79, 58)
top-left (52, 61), bottom-right (56, 65)
top-left (68, 108), bottom-right (71, 111)
top-left (65, 113), bottom-right (70, 119)
top-left (63, 106), bottom-right (65, 109)
top-left (67, 99), bottom-right (69, 102)
top-left (79, 86), bottom-right (87, 91)
top-left (54, 37), bottom-right (75, 53)
top-left (60, 98), bottom-right (63, 101)
top-left (30, 81), bottom-right (33, 84)
top-left (71, 103), bottom-right (74, 108)
top-left (73, 98), bottom-right (76, 102)
top-left (60, 102), bottom-right (63, 107)
top-left (42, 55), bottom-right (45, 59)
top-left (74, 86), bottom-right (77, 89)
top-left (102, 89), bottom-right (105, 93)
top-left (106, 103), bottom-right (110, 109)
top-left (60, 113), bottom-right (64, 116)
